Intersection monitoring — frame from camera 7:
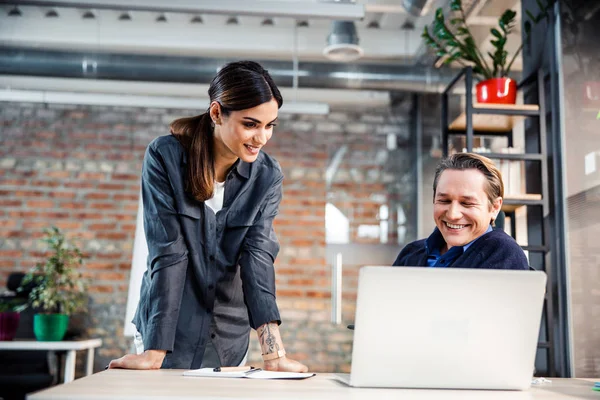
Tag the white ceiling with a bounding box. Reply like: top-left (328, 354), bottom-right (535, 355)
top-left (0, 0), bottom-right (524, 108)
top-left (0, 0), bottom-right (523, 66)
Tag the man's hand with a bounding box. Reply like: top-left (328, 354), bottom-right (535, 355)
top-left (263, 356), bottom-right (308, 373)
top-left (108, 349), bottom-right (166, 370)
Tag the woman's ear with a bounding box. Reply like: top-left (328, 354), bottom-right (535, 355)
top-left (209, 101), bottom-right (222, 125)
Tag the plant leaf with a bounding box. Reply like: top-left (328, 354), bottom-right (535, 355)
top-left (450, 0), bottom-right (462, 11)
top-left (491, 28), bottom-right (502, 38)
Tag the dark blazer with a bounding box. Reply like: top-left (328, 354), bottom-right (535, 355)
top-left (133, 135), bottom-right (282, 369)
top-left (393, 228), bottom-right (529, 270)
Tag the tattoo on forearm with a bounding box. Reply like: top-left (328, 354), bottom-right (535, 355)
top-left (258, 322), bottom-right (280, 354)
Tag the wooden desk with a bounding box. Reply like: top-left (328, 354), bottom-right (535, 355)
top-left (28, 369), bottom-right (599, 399)
top-left (0, 338), bottom-right (102, 383)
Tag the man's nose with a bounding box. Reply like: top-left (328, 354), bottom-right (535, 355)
top-left (446, 202), bottom-right (462, 220)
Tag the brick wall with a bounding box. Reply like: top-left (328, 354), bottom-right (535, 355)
top-left (0, 101), bottom-right (415, 375)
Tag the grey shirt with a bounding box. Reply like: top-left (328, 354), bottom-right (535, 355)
top-left (133, 134), bottom-right (282, 369)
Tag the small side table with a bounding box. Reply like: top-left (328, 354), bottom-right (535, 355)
top-left (0, 338), bottom-right (102, 383)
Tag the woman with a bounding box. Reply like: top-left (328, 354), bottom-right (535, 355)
top-left (394, 152), bottom-right (529, 270)
top-left (109, 61), bottom-right (308, 372)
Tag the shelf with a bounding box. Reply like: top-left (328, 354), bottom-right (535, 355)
top-left (502, 194), bottom-right (543, 212)
top-left (520, 245), bottom-right (549, 252)
top-left (449, 103), bottom-right (540, 132)
top-left (480, 152), bottom-right (544, 161)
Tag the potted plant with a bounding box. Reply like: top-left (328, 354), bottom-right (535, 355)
top-left (422, 0), bottom-right (553, 104)
top-left (19, 227), bottom-right (88, 341)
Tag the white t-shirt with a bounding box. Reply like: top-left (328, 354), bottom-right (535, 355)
top-left (205, 181), bottom-right (225, 213)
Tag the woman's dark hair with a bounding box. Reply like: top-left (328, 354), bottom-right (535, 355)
top-left (170, 61), bottom-right (283, 201)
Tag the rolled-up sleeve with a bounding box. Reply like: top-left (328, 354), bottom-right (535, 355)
top-left (239, 173), bottom-right (283, 329)
top-left (141, 144), bottom-right (188, 352)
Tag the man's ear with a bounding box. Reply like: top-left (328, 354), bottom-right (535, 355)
top-left (492, 197), bottom-right (503, 216)
top-left (209, 101), bottom-right (222, 125)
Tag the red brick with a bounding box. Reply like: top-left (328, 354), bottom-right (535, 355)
top-left (60, 202), bottom-right (85, 209)
top-left (0, 200), bottom-right (22, 207)
top-left (86, 262), bottom-right (115, 270)
top-left (0, 220), bottom-right (17, 228)
top-left (65, 182), bottom-right (95, 189)
top-left (88, 223), bottom-right (117, 231)
top-left (306, 291), bottom-right (330, 299)
top-left (39, 212), bottom-right (69, 218)
top-left (114, 194), bottom-right (139, 201)
top-left (54, 221), bottom-right (82, 230)
top-left (98, 183), bottom-right (126, 191)
top-left (276, 289), bottom-right (304, 297)
top-left (88, 285), bottom-right (114, 293)
top-left (74, 213), bottom-right (104, 219)
top-left (23, 221), bottom-right (47, 229)
top-left (77, 172), bottom-right (106, 180)
top-left (86, 193), bottom-right (110, 200)
top-left (90, 203), bottom-right (114, 210)
top-left (112, 173), bottom-right (138, 181)
top-left (0, 250), bottom-right (23, 258)
top-left (96, 272), bottom-right (125, 281)
top-left (49, 191), bottom-right (77, 199)
top-left (96, 232), bottom-right (128, 240)
top-left (46, 171), bottom-right (71, 179)
top-left (27, 200), bottom-right (54, 208)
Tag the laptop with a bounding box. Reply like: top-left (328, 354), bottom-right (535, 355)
top-left (337, 266), bottom-right (547, 390)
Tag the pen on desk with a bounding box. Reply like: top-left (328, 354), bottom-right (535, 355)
top-left (213, 366), bottom-right (256, 372)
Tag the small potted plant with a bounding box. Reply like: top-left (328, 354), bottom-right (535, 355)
top-left (19, 227), bottom-right (88, 341)
top-left (422, 0), bottom-right (553, 104)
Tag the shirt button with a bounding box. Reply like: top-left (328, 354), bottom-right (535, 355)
top-left (211, 333), bottom-right (216, 339)
top-left (209, 255), bottom-right (215, 261)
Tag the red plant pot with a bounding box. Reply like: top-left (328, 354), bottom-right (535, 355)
top-left (476, 77), bottom-right (518, 104)
top-left (0, 311), bottom-right (20, 341)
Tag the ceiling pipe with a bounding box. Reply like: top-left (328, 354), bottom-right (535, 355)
top-left (0, 47), bottom-right (458, 93)
top-left (0, 0), bottom-right (365, 20)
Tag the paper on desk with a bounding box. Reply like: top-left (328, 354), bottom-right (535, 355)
top-left (183, 368), bottom-right (315, 380)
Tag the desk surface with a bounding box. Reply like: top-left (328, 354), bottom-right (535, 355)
top-left (28, 369), bottom-right (599, 400)
top-left (0, 338), bottom-right (102, 350)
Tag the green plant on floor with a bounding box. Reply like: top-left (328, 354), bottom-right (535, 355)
top-left (19, 226), bottom-right (88, 315)
top-left (421, 0), bottom-right (555, 80)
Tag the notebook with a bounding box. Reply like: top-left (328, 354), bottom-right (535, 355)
top-left (184, 367), bottom-right (314, 380)
top-left (337, 266), bottom-right (547, 390)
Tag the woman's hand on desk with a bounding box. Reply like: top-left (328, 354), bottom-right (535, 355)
top-left (264, 356), bottom-right (308, 373)
top-left (108, 349), bottom-right (166, 370)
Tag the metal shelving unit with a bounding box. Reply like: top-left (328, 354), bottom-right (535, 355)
top-left (440, 66), bottom-right (556, 376)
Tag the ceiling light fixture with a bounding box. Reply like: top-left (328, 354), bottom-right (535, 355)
top-left (8, 7), bottom-right (22, 17)
top-left (402, 0), bottom-right (435, 17)
top-left (323, 21), bottom-right (363, 62)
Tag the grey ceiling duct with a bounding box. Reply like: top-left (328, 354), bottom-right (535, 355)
top-left (0, 47), bottom-right (457, 93)
top-left (323, 21), bottom-right (364, 62)
top-left (402, 0), bottom-right (434, 16)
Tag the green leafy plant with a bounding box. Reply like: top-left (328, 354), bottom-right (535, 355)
top-left (19, 227), bottom-right (88, 315)
top-left (422, 0), bottom-right (554, 80)
top-left (0, 298), bottom-right (27, 313)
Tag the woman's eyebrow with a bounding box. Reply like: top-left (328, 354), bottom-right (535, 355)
top-left (242, 116), bottom-right (278, 124)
